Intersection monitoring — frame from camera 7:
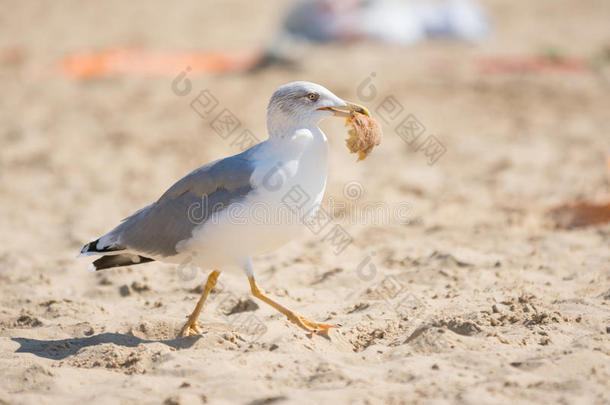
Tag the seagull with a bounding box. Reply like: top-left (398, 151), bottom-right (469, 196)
top-left (79, 81), bottom-right (369, 337)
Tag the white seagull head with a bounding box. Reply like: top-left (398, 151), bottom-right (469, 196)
top-left (266, 81), bottom-right (369, 138)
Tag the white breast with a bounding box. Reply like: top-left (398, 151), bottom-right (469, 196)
top-left (181, 127), bottom-right (329, 270)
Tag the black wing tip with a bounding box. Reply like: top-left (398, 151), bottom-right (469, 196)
top-left (80, 238), bottom-right (123, 256)
top-left (91, 254), bottom-right (155, 271)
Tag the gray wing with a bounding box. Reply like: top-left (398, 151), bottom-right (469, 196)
top-left (95, 150), bottom-right (257, 258)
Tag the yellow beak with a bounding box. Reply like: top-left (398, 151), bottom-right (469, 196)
top-left (317, 101), bottom-right (370, 118)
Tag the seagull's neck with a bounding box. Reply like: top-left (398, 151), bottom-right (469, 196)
top-left (268, 122), bottom-right (327, 145)
top-left (264, 124), bottom-right (328, 171)
top-left (261, 122), bottom-right (329, 213)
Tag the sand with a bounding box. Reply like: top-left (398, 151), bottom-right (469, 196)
top-left (0, 1), bottom-right (609, 404)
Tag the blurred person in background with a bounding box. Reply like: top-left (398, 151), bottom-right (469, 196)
top-left (258, 0), bottom-right (489, 68)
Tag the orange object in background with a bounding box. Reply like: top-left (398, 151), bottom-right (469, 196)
top-left (550, 201), bottom-right (610, 229)
top-left (548, 157), bottom-right (610, 229)
top-left (61, 48), bottom-right (262, 79)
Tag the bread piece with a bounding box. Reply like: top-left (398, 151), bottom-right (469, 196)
top-left (344, 112), bottom-right (383, 161)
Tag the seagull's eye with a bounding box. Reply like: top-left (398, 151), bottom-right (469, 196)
top-left (307, 93), bottom-right (319, 102)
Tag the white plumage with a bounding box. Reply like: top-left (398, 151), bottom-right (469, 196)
top-left (79, 81), bottom-right (369, 336)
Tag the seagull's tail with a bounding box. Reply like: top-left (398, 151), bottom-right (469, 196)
top-left (78, 238), bottom-right (154, 271)
top-left (78, 237), bottom-right (123, 258)
top-left (88, 254), bottom-right (154, 272)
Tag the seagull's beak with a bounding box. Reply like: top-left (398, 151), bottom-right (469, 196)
top-left (317, 101), bottom-right (370, 118)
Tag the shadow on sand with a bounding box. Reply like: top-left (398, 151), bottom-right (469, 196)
top-left (11, 332), bottom-right (203, 360)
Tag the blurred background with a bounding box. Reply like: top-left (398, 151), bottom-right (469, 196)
top-left (0, 1), bottom-right (609, 403)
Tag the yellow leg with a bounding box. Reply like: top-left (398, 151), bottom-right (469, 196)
top-left (248, 276), bottom-right (338, 334)
top-left (179, 270), bottom-right (220, 337)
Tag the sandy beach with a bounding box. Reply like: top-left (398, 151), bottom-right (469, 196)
top-left (0, 1), bottom-right (609, 404)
